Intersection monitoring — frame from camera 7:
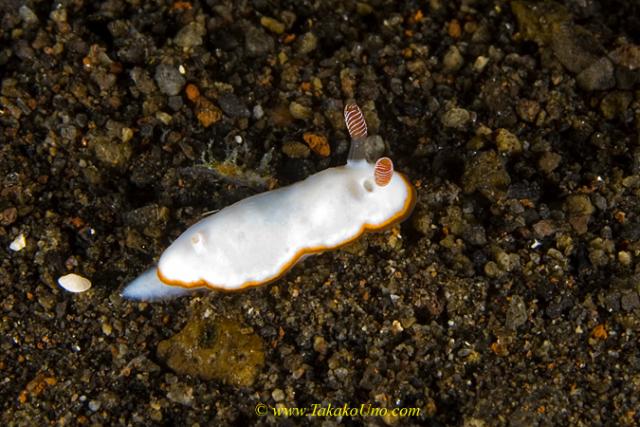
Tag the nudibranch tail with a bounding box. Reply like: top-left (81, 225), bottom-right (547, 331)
top-left (344, 103), bottom-right (368, 140)
top-left (374, 157), bottom-right (394, 187)
top-left (121, 268), bottom-right (199, 300)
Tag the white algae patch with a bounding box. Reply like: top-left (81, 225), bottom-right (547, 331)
top-left (58, 273), bottom-right (92, 293)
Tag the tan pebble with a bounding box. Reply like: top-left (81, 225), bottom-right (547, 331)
top-left (289, 101), bottom-right (312, 120)
top-left (260, 16), bottom-right (285, 34)
top-left (618, 251), bottom-right (632, 266)
top-left (391, 320), bottom-right (404, 334)
top-left (495, 128), bottom-right (522, 154)
top-left (282, 141), bottom-right (310, 158)
top-left (271, 388), bottom-right (285, 402)
top-left (121, 127), bottom-right (134, 143)
top-left (155, 111), bottom-right (173, 125)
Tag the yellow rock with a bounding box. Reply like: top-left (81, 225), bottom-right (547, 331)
top-left (260, 16), bottom-right (285, 34)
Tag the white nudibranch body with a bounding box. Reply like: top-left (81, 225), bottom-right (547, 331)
top-left (122, 103), bottom-right (416, 301)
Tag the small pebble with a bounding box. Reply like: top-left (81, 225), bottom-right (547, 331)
top-left (185, 84), bottom-right (200, 102)
top-left (154, 64), bottom-right (186, 96)
top-left (58, 273), bottom-right (92, 293)
top-left (282, 141), bottom-right (310, 158)
top-left (448, 19), bottom-right (462, 38)
top-left (289, 101), bottom-right (312, 120)
top-left (303, 132), bottom-right (330, 157)
top-left (93, 137), bottom-right (133, 167)
top-left (10, 233), bottom-right (26, 251)
top-left (473, 55), bottom-right (489, 72)
top-left (260, 16), bottom-right (285, 34)
top-left (166, 383), bottom-right (194, 406)
top-left (130, 67), bottom-right (157, 95)
top-left (441, 107), bottom-right (473, 129)
top-left (565, 194), bottom-right (595, 234)
top-left (495, 128), bottom-right (522, 154)
top-left (155, 111), bottom-right (173, 125)
top-left (621, 291), bottom-right (640, 311)
top-left (2, 207), bottom-right (18, 225)
top-left (506, 295), bottom-right (528, 329)
top-left (609, 43), bottom-right (640, 69)
top-left (391, 320), bottom-right (404, 334)
top-left (101, 321), bottom-right (113, 336)
top-left (271, 388), bottom-right (285, 402)
top-left (217, 92), bottom-right (250, 118)
top-left (175, 21), bottom-right (205, 49)
top-left (253, 104), bottom-right (264, 120)
top-left (538, 151), bottom-right (562, 173)
top-left (245, 26), bottom-right (274, 57)
top-left (197, 108), bottom-right (221, 127)
top-left (313, 336), bottom-right (328, 354)
top-left (618, 251), bottom-right (631, 266)
top-left (88, 400), bottom-right (101, 411)
top-left (443, 45), bottom-right (464, 72)
top-left (576, 57), bottom-right (615, 91)
top-left (600, 91), bottom-right (633, 120)
top-left (516, 99), bottom-right (540, 123)
top-left (19, 5), bottom-right (39, 24)
top-left (297, 32), bottom-right (318, 55)
top-left (121, 127), bottom-right (134, 143)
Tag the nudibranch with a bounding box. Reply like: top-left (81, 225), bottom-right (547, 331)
top-left (122, 103), bottom-right (416, 300)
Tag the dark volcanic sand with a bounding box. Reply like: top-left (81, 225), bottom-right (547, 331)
top-left (2, 1), bottom-right (640, 425)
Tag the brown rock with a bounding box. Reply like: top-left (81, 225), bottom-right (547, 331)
top-left (157, 315), bottom-right (265, 387)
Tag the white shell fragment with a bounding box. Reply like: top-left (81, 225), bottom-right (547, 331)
top-left (58, 273), bottom-right (92, 293)
top-left (9, 233), bottom-right (27, 251)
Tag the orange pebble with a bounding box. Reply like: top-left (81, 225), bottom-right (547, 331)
top-left (197, 108), bottom-right (221, 128)
top-left (410, 9), bottom-right (424, 24)
top-left (448, 19), bottom-right (462, 38)
top-left (172, 1), bottom-right (192, 10)
top-left (185, 84), bottom-right (200, 102)
top-left (303, 132), bottom-right (330, 157)
top-left (591, 324), bottom-right (608, 340)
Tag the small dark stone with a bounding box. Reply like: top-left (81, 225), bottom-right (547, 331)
top-left (167, 95), bottom-right (183, 111)
top-left (244, 25), bottom-right (274, 57)
top-left (217, 92), bottom-right (250, 118)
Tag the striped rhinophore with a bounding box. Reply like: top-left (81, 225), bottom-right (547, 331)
top-left (344, 103), bottom-right (368, 140)
top-left (374, 157), bottom-right (394, 187)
